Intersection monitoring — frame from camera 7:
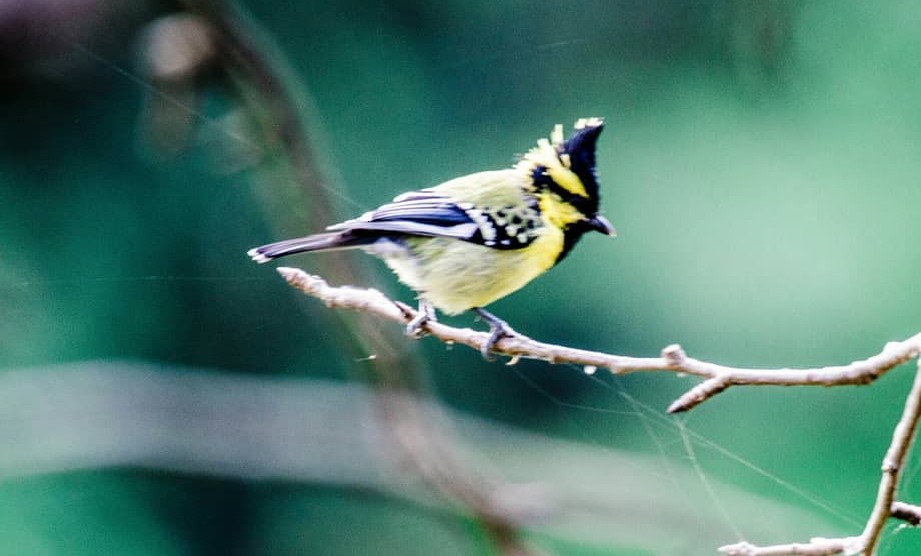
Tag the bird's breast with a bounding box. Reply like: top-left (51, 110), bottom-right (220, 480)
top-left (378, 228), bottom-right (564, 315)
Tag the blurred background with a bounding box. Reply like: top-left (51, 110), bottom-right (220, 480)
top-left (2, 0), bottom-right (921, 554)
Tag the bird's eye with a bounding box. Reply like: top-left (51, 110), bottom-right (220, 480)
top-left (566, 195), bottom-right (593, 215)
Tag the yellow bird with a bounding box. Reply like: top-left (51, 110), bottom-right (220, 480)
top-left (249, 118), bottom-right (615, 358)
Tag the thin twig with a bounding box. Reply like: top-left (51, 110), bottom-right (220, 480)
top-left (861, 360), bottom-right (921, 549)
top-left (890, 501), bottom-right (921, 527)
top-left (275, 267), bottom-right (921, 414)
top-left (718, 537), bottom-right (860, 556)
top-left (721, 359), bottom-right (921, 555)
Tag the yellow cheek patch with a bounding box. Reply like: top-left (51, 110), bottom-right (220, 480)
top-left (546, 164), bottom-right (588, 198)
top-left (538, 192), bottom-right (585, 228)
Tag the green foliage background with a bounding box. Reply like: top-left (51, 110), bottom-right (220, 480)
top-left (1, 0), bottom-right (921, 554)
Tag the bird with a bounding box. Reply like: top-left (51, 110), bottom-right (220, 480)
top-left (248, 118), bottom-right (615, 359)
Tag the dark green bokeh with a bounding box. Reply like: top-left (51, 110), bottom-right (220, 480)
top-left (2, 0), bottom-right (921, 554)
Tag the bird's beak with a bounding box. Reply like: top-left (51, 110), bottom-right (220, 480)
top-left (587, 214), bottom-right (616, 237)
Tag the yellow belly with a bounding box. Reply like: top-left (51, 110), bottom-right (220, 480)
top-left (378, 227), bottom-right (564, 315)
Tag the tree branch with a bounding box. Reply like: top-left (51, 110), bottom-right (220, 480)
top-left (277, 267), bottom-right (921, 555)
top-left (717, 537), bottom-right (860, 556)
top-left (861, 360), bottom-right (921, 547)
top-left (718, 359), bottom-right (921, 555)
top-left (275, 267), bottom-right (921, 414)
top-left (890, 501), bottom-right (921, 527)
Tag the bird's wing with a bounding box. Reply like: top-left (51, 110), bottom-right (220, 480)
top-left (328, 190), bottom-right (480, 239)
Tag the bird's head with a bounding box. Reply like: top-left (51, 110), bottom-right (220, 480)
top-left (517, 118), bottom-right (615, 242)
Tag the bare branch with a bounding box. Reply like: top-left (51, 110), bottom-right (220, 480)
top-left (890, 501), bottom-right (921, 527)
top-left (718, 537), bottom-right (860, 556)
top-left (276, 267), bottom-right (921, 554)
top-left (719, 359), bottom-right (921, 555)
top-left (276, 267), bottom-right (921, 414)
top-left (859, 358), bottom-right (921, 550)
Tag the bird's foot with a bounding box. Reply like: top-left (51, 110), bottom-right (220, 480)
top-left (473, 308), bottom-right (515, 361)
top-left (404, 300), bottom-right (436, 339)
top-left (393, 300), bottom-right (415, 320)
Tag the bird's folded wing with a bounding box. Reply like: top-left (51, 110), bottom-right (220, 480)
top-left (327, 191), bottom-right (479, 239)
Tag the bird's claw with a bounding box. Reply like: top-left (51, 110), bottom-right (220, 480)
top-left (404, 301), bottom-right (436, 339)
top-left (481, 324), bottom-right (513, 361)
top-left (474, 308), bottom-right (515, 361)
top-left (405, 313), bottom-right (430, 338)
top-left (393, 300), bottom-right (414, 317)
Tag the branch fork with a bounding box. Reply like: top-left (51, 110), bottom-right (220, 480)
top-left (277, 267), bottom-right (921, 413)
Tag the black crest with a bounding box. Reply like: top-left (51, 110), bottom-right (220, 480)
top-left (561, 120), bottom-right (604, 203)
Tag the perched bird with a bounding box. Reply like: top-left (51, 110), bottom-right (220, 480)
top-left (249, 118), bottom-right (615, 358)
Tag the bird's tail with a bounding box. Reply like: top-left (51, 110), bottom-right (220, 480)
top-left (247, 231), bottom-right (370, 263)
